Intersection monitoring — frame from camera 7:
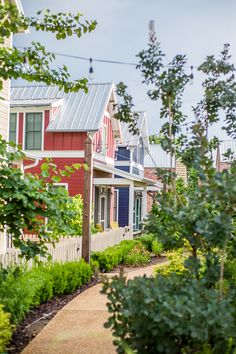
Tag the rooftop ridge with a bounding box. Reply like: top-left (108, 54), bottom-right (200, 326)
top-left (11, 82), bottom-right (113, 89)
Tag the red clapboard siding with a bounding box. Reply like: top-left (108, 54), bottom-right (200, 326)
top-left (93, 115), bottom-right (115, 158)
top-left (24, 158), bottom-right (85, 197)
top-left (44, 110), bottom-right (54, 150)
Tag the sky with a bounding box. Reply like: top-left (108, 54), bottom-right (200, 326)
top-left (13, 0), bottom-right (236, 139)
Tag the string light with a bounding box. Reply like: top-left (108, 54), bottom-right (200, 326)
top-left (189, 65), bottom-right (194, 85)
top-left (89, 58), bottom-right (94, 81)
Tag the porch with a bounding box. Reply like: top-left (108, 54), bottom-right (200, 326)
top-left (93, 162), bottom-right (162, 235)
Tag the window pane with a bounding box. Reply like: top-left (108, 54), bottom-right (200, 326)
top-left (9, 113), bottom-right (17, 143)
top-left (9, 131), bottom-right (16, 143)
top-left (34, 114), bottom-right (42, 131)
top-left (9, 113), bottom-right (16, 131)
top-left (26, 132), bottom-right (34, 150)
top-left (34, 132), bottom-right (42, 150)
top-left (26, 114), bottom-right (34, 131)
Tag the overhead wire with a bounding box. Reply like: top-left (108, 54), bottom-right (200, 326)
top-left (15, 46), bottom-right (197, 69)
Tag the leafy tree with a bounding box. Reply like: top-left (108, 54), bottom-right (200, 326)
top-left (103, 39), bottom-right (236, 353)
top-left (0, 138), bottom-right (82, 258)
top-left (48, 194), bottom-right (83, 237)
top-left (0, 2), bottom-right (97, 93)
top-left (0, 2), bottom-right (97, 256)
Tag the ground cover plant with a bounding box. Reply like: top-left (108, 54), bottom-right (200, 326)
top-left (102, 36), bottom-right (236, 353)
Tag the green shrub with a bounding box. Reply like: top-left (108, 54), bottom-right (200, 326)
top-left (48, 263), bottom-right (67, 296)
top-left (155, 249), bottom-right (189, 277)
top-left (124, 244), bottom-right (150, 266)
top-left (0, 305), bottom-right (12, 353)
top-left (0, 259), bottom-right (92, 325)
top-left (225, 259), bottom-right (236, 283)
top-left (92, 240), bottom-right (138, 272)
top-left (102, 274), bottom-right (236, 354)
top-left (151, 239), bottom-right (163, 256)
top-left (137, 234), bottom-right (155, 252)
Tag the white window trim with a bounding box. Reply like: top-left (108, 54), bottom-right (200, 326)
top-left (23, 111), bottom-right (45, 152)
top-left (8, 112), bottom-right (19, 145)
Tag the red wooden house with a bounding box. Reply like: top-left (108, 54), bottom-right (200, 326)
top-left (10, 83), bottom-right (123, 231)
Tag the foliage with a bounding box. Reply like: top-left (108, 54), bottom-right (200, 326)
top-left (146, 198), bottom-right (182, 251)
top-left (114, 82), bottom-right (140, 135)
top-left (102, 274), bottom-right (236, 354)
top-left (0, 2), bottom-right (97, 94)
top-left (48, 194), bottom-right (83, 237)
top-left (0, 259), bottom-right (92, 325)
top-left (0, 304), bottom-right (12, 353)
top-left (92, 236), bottom-right (161, 272)
top-left (155, 249), bottom-right (189, 277)
top-left (0, 138), bottom-right (82, 258)
top-left (92, 223), bottom-right (103, 233)
top-left (104, 37), bottom-right (236, 352)
top-left (151, 239), bottom-right (163, 256)
top-left (124, 244), bottom-right (150, 267)
top-left (137, 233), bottom-right (154, 252)
top-left (92, 240), bottom-right (137, 272)
top-left (149, 134), bottom-right (161, 144)
top-left (0, 2), bottom-right (97, 256)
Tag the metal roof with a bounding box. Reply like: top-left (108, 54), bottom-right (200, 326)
top-left (144, 144), bottom-right (172, 168)
top-left (120, 112), bottom-right (150, 151)
top-left (219, 140), bottom-right (236, 161)
top-left (11, 83), bottom-right (114, 132)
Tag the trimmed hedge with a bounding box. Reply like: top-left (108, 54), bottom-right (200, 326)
top-left (0, 259), bottom-right (92, 325)
top-left (91, 234), bottom-right (162, 272)
top-left (92, 240), bottom-right (137, 272)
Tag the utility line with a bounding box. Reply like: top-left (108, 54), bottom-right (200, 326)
top-left (15, 46), bottom-right (197, 69)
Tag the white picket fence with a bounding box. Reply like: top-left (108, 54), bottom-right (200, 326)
top-left (0, 227), bottom-right (132, 268)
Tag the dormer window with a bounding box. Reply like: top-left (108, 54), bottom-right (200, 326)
top-left (25, 112), bottom-right (42, 150)
top-left (9, 113), bottom-right (17, 144)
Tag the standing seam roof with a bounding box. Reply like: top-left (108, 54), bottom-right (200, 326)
top-left (144, 144), bottom-right (172, 168)
top-left (11, 83), bottom-right (114, 132)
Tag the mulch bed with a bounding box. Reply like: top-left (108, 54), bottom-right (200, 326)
top-left (7, 255), bottom-right (166, 354)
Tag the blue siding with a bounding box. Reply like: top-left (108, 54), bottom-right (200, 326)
top-left (115, 165), bottom-right (130, 178)
top-left (116, 147), bottom-right (130, 161)
top-left (117, 187), bottom-right (129, 227)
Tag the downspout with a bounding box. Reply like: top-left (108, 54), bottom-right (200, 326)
top-left (23, 158), bottom-right (40, 171)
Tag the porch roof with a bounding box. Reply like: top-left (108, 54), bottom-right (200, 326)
top-left (93, 162), bottom-right (163, 188)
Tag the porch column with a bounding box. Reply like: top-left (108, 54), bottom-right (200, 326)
top-left (129, 181), bottom-right (134, 229)
top-left (142, 185), bottom-right (147, 219)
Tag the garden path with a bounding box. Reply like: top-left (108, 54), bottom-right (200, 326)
top-left (21, 264), bottom-right (159, 354)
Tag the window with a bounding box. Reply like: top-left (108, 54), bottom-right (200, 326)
top-left (25, 112), bottom-right (42, 150)
top-left (9, 113), bottom-right (17, 143)
top-left (101, 124), bottom-right (107, 155)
